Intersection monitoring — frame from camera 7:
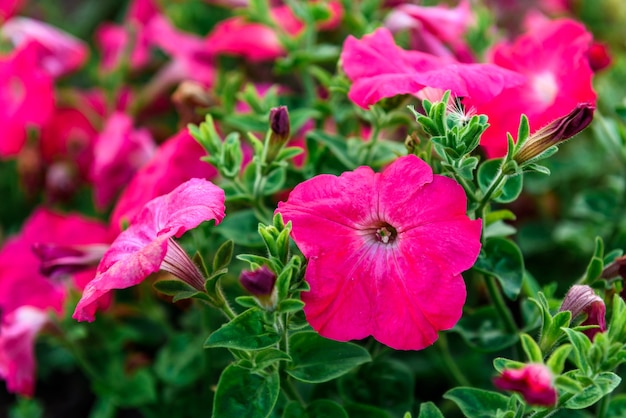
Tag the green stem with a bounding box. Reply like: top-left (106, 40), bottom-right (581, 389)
top-left (451, 171), bottom-right (479, 204)
top-left (475, 166), bottom-right (508, 216)
top-left (597, 391), bottom-right (611, 418)
top-left (363, 123), bottom-right (381, 165)
top-left (436, 333), bottom-right (470, 387)
top-left (281, 375), bottom-right (306, 406)
top-left (484, 275), bottom-right (518, 335)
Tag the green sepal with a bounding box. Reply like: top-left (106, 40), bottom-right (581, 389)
top-left (277, 299), bottom-right (305, 313)
top-left (520, 333), bottom-right (543, 363)
top-left (582, 236), bottom-right (604, 284)
top-left (514, 115), bottom-right (530, 152)
top-left (493, 358), bottom-right (525, 373)
top-left (546, 344), bottom-right (572, 375)
top-left (213, 240), bottom-right (234, 273)
top-left (563, 328), bottom-right (592, 374)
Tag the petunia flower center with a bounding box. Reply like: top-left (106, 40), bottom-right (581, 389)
top-left (375, 223), bottom-right (397, 244)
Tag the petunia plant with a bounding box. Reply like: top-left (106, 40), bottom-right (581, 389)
top-left (3, 1), bottom-right (626, 418)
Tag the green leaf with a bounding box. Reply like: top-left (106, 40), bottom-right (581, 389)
top-left (307, 130), bottom-right (357, 170)
top-left (343, 403), bottom-right (392, 418)
top-left (563, 328), bottom-right (592, 374)
top-left (493, 357), bottom-right (525, 373)
top-left (213, 364), bottom-right (279, 418)
top-left (546, 344), bottom-right (572, 375)
top-left (213, 240), bottom-right (234, 273)
top-left (444, 387), bottom-right (510, 418)
top-left (254, 348), bottom-right (292, 370)
top-left (564, 372), bottom-right (621, 409)
top-left (155, 333), bottom-right (205, 386)
top-left (216, 209), bottom-right (264, 247)
top-left (283, 400), bottom-right (349, 418)
top-left (278, 299), bottom-right (305, 313)
top-left (204, 308), bottom-right (280, 350)
top-left (520, 333), bottom-right (543, 363)
top-left (454, 306), bottom-right (519, 351)
top-left (286, 331), bottom-right (371, 383)
top-left (93, 368), bottom-right (157, 407)
top-left (418, 401), bottom-right (445, 418)
top-left (477, 159), bottom-right (523, 203)
top-left (474, 237), bottom-right (525, 300)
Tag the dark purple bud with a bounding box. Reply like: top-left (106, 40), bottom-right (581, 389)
top-left (515, 103), bottom-right (595, 164)
top-left (266, 106), bottom-right (290, 163)
top-left (560, 284), bottom-right (606, 340)
top-left (240, 265), bottom-right (277, 309)
top-left (32, 243), bottom-right (109, 281)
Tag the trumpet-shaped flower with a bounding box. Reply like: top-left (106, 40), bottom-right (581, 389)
top-left (277, 155), bottom-right (482, 350)
top-left (73, 178), bottom-right (225, 322)
top-left (470, 18), bottom-right (596, 158)
top-left (340, 28), bottom-right (524, 109)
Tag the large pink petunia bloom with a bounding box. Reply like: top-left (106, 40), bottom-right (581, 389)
top-left (277, 155), bottom-right (482, 350)
top-left (340, 27), bottom-right (525, 109)
top-left (109, 129), bottom-right (218, 233)
top-left (1, 17), bottom-right (89, 78)
top-left (0, 306), bottom-right (49, 397)
top-left (0, 42), bottom-right (54, 158)
top-left (469, 18), bottom-right (596, 158)
top-left (90, 111), bottom-right (156, 209)
top-left (384, 0), bottom-right (475, 62)
top-left (73, 178), bottom-right (226, 322)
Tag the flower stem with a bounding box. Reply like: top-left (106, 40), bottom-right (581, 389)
top-left (484, 274), bottom-right (518, 335)
top-left (475, 166), bottom-right (508, 217)
top-left (436, 333), bottom-right (470, 387)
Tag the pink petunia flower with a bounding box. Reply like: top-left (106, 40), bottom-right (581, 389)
top-left (1, 17), bottom-right (89, 78)
top-left (384, 0), bottom-right (475, 62)
top-left (469, 18), bottom-right (596, 158)
top-left (494, 363), bottom-right (558, 406)
top-left (0, 208), bottom-right (110, 396)
top-left (277, 155), bottom-right (482, 350)
top-left (0, 306), bottom-right (49, 397)
top-left (73, 178), bottom-right (226, 322)
top-left (109, 129), bottom-right (217, 233)
top-left (0, 42), bottom-right (55, 158)
top-left (90, 111), bottom-right (156, 209)
top-left (340, 27), bottom-right (525, 109)
top-left (0, 0), bottom-right (25, 22)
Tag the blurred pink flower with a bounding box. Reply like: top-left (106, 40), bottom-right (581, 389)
top-left (0, 208), bottom-right (110, 396)
top-left (0, 306), bottom-right (49, 397)
top-left (1, 17), bottom-right (88, 77)
top-left (110, 129), bottom-right (218, 233)
top-left (384, 0), bottom-right (475, 62)
top-left (205, 2), bottom-right (342, 61)
top-left (494, 363), bottom-right (557, 406)
top-left (0, 0), bottom-right (24, 22)
top-left (73, 178), bottom-right (226, 322)
top-left (340, 28), bottom-right (524, 109)
top-left (90, 112), bottom-right (156, 209)
top-left (0, 42), bottom-right (54, 158)
top-left (277, 155), bottom-right (482, 350)
top-left (95, 0), bottom-right (160, 72)
top-left (469, 18), bottom-right (596, 158)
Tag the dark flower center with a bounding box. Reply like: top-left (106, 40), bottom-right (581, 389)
top-left (375, 223), bottom-right (397, 244)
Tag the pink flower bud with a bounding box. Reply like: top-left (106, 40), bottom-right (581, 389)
top-left (266, 106), bottom-right (290, 163)
top-left (514, 103), bottom-right (595, 164)
top-left (494, 363), bottom-right (557, 407)
top-left (560, 284), bottom-right (606, 340)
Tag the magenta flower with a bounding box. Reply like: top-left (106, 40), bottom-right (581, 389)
top-left (73, 178), bottom-right (226, 322)
top-left (494, 363), bottom-right (557, 406)
top-left (384, 0), bottom-right (475, 62)
top-left (560, 284), bottom-right (606, 340)
top-left (0, 306), bottom-right (49, 397)
top-left (1, 17), bottom-right (89, 77)
top-left (469, 18), bottom-right (597, 158)
top-left (109, 129), bottom-right (218, 233)
top-left (0, 42), bottom-right (54, 158)
top-left (0, 208), bottom-right (110, 396)
top-left (340, 28), bottom-right (525, 109)
top-left (90, 111), bottom-right (156, 209)
top-left (277, 155), bottom-right (482, 350)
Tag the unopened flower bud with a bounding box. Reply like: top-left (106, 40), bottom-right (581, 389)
top-left (266, 106), bottom-right (290, 163)
top-left (514, 103), bottom-right (595, 164)
top-left (587, 42), bottom-right (612, 72)
top-left (240, 265), bottom-right (277, 310)
top-left (560, 284), bottom-right (606, 340)
top-left (45, 161), bottom-right (79, 203)
top-left (32, 242), bottom-right (109, 281)
top-left (172, 80), bottom-right (213, 126)
top-left (494, 363), bottom-right (557, 406)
